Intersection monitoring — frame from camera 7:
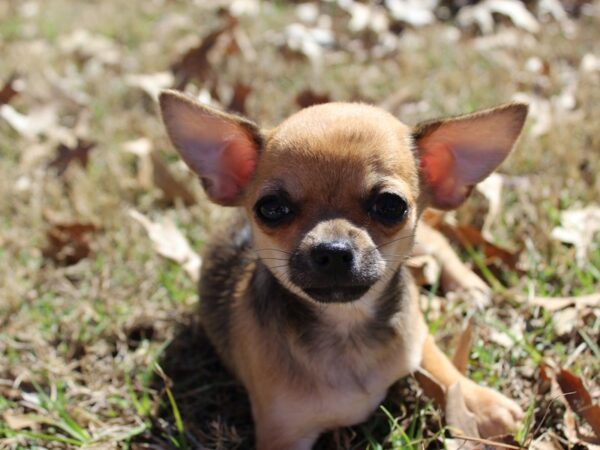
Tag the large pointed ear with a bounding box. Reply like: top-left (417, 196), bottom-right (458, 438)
top-left (159, 90), bottom-right (262, 206)
top-left (414, 103), bottom-right (528, 210)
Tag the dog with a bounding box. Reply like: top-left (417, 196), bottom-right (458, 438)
top-left (159, 90), bottom-right (528, 450)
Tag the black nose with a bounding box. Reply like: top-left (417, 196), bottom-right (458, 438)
top-left (310, 241), bottom-right (354, 273)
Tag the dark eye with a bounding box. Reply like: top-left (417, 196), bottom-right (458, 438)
top-left (255, 196), bottom-right (294, 226)
top-left (370, 193), bottom-right (408, 225)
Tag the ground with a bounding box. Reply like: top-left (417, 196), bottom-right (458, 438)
top-left (0, 0), bottom-right (599, 449)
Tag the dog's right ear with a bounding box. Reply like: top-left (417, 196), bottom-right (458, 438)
top-left (159, 90), bottom-right (261, 206)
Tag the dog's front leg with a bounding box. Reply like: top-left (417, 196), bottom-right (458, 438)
top-left (254, 416), bottom-right (319, 450)
top-left (251, 398), bottom-right (320, 450)
top-left (420, 335), bottom-right (523, 438)
top-left (413, 223), bottom-right (491, 307)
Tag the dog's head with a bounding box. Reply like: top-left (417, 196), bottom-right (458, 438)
top-left (160, 91), bottom-right (527, 304)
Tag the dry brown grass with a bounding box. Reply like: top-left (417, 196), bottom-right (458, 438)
top-left (0, 0), bottom-right (599, 448)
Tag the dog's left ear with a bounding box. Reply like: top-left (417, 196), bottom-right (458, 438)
top-left (159, 90), bottom-right (261, 206)
top-left (414, 103), bottom-right (528, 210)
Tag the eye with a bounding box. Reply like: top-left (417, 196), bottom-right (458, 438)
top-left (255, 195), bottom-right (295, 226)
top-left (369, 193), bottom-right (408, 225)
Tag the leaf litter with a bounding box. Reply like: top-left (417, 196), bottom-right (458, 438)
top-left (0, 0), bottom-right (599, 448)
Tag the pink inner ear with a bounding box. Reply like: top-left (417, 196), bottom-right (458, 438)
top-left (416, 105), bottom-right (526, 210)
top-left (420, 143), bottom-right (468, 209)
top-left (161, 93), bottom-right (260, 205)
top-left (212, 138), bottom-right (258, 203)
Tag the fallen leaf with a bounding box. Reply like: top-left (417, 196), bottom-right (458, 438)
top-left (476, 173), bottom-right (504, 240)
top-left (556, 368), bottom-right (600, 439)
top-left (386, 0), bottom-right (437, 27)
top-left (0, 73), bottom-right (21, 106)
top-left (446, 382), bottom-right (480, 438)
top-left (439, 223), bottom-right (520, 270)
top-left (0, 104), bottom-right (61, 141)
top-left (537, 363), bottom-right (552, 395)
top-left (406, 254), bottom-right (441, 286)
top-left (457, 0), bottom-right (540, 34)
top-left (295, 89), bottom-right (331, 109)
top-left (42, 223), bottom-right (97, 266)
top-left (2, 411), bottom-right (39, 430)
top-left (129, 210), bottom-right (201, 281)
top-left (552, 307), bottom-right (578, 336)
top-left (552, 206), bottom-right (600, 266)
top-left (58, 28), bottom-right (121, 66)
top-left (528, 293), bottom-right (600, 311)
top-left (452, 317), bottom-right (475, 375)
top-left (150, 151), bottom-right (196, 206)
top-left (284, 23), bottom-right (335, 65)
top-left (172, 20), bottom-right (236, 90)
top-left (414, 369), bottom-right (446, 407)
top-left (47, 139), bottom-right (96, 176)
top-left (581, 53), bottom-right (600, 73)
top-left (227, 81), bottom-right (252, 115)
top-left (512, 92), bottom-right (553, 137)
top-left (123, 138), bottom-right (196, 205)
top-left (125, 72), bottom-right (174, 101)
top-left (530, 435), bottom-right (563, 450)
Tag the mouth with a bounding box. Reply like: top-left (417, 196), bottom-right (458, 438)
top-left (303, 285), bottom-right (370, 303)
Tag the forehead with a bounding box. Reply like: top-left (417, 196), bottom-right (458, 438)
top-left (253, 103), bottom-right (419, 201)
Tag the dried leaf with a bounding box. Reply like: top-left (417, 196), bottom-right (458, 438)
top-left (125, 72), bottom-right (174, 101)
top-left (58, 29), bottom-right (121, 66)
top-left (172, 20), bottom-right (236, 91)
top-left (227, 81), bottom-right (252, 115)
top-left (531, 436), bottom-right (563, 450)
top-left (446, 382), bottom-right (480, 438)
top-left (528, 293), bottom-right (600, 311)
top-left (284, 23), bottom-right (335, 65)
top-left (552, 206), bottom-right (600, 266)
top-left (0, 73), bottom-right (21, 106)
top-left (42, 223), bottom-right (97, 266)
top-left (123, 139), bottom-right (196, 205)
top-left (0, 104), bottom-right (63, 141)
top-left (452, 317), bottom-right (475, 375)
top-left (552, 307), bottom-right (578, 336)
top-left (414, 369), bottom-right (446, 407)
top-left (537, 363), bottom-right (552, 395)
top-left (440, 223), bottom-right (520, 270)
top-left (386, 0), bottom-right (437, 27)
top-left (129, 210), bottom-right (201, 281)
top-left (2, 411), bottom-right (39, 430)
top-left (457, 0), bottom-right (540, 34)
top-left (295, 89), bottom-right (331, 109)
top-left (150, 151), bottom-right (196, 206)
top-left (556, 368), bottom-right (600, 438)
top-left (47, 139), bottom-right (96, 176)
top-left (513, 92), bottom-right (552, 137)
top-left (406, 254), bottom-right (441, 286)
top-left (476, 173), bottom-right (504, 240)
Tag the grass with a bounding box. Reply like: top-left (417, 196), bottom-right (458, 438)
top-left (1, 0), bottom-right (599, 448)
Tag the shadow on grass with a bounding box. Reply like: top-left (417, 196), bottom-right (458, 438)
top-left (143, 315), bottom-right (441, 450)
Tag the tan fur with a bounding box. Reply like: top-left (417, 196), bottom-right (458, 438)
top-left (159, 92), bottom-right (528, 449)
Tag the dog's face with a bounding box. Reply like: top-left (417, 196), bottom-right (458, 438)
top-left (246, 104), bottom-right (419, 303)
top-left (160, 92), bottom-right (527, 304)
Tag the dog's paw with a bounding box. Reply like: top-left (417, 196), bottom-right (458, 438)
top-left (461, 380), bottom-right (524, 438)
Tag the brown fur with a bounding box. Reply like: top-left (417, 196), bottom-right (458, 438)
top-left (159, 91), bottom-right (528, 450)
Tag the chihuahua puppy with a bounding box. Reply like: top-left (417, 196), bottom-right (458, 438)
top-left (159, 90), bottom-right (527, 450)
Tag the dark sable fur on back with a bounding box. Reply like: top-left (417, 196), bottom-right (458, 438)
top-left (199, 211), bottom-right (254, 366)
top-left (200, 213), bottom-right (412, 383)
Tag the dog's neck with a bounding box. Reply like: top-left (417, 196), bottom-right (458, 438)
top-left (250, 260), bottom-right (408, 350)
